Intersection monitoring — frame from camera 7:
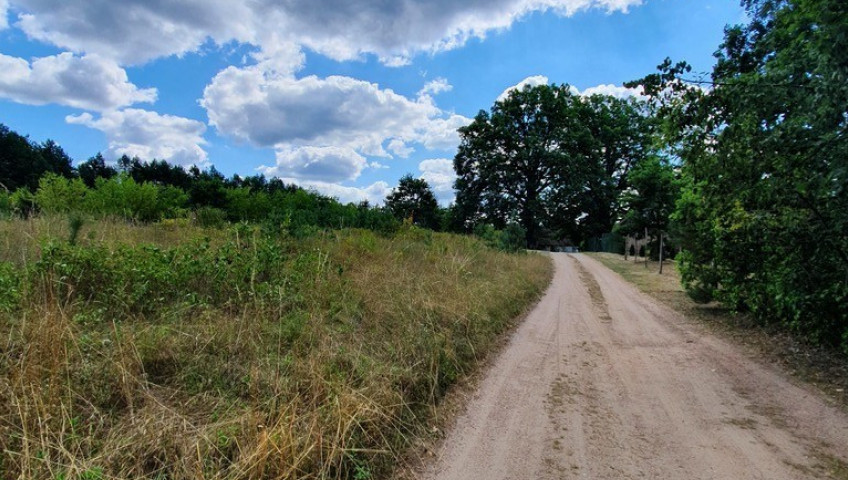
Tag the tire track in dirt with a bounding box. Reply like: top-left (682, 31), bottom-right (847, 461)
top-left (419, 253), bottom-right (848, 480)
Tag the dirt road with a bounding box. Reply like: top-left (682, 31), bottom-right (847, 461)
top-left (420, 253), bottom-right (848, 479)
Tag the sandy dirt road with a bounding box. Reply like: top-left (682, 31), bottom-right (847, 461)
top-left (420, 253), bottom-right (848, 479)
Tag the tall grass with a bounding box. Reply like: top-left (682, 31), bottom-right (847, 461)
top-left (0, 217), bottom-right (551, 479)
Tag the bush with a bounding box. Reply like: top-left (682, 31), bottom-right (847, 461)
top-left (9, 188), bottom-right (36, 217)
top-left (0, 261), bottom-right (20, 312)
top-left (474, 223), bottom-right (526, 252)
top-left (195, 207), bottom-right (227, 228)
top-left (34, 173), bottom-right (88, 213)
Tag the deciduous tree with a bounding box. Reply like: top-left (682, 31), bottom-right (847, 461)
top-left (385, 174), bottom-right (440, 230)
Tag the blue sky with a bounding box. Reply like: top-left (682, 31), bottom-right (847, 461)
top-left (0, 0), bottom-right (744, 204)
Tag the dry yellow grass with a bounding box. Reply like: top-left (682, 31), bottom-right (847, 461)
top-left (0, 218), bottom-right (552, 479)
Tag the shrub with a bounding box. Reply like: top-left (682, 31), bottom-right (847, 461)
top-left (474, 223), bottom-right (526, 252)
top-left (195, 206), bottom-right (227, 228)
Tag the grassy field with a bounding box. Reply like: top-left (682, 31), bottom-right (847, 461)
top-left (586, 253), bottom-right (848, 410)
top-left (0, 216), bottom-right (552, 480)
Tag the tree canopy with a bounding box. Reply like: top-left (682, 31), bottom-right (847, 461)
top-left (631, 0), bottom-right (848, 349)
top-left (453, 84), bottom-right (653, 247)
top-left (384, 174), bottom-right (440, 230)
top-left (0, 124), bottom-right (74, 191)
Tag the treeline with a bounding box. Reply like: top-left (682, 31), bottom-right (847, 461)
top-left (0, 124), bottom-right (528, 251)
top-left (0, 124), bottom-right (399, 234)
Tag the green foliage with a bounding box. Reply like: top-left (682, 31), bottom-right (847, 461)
top-left (1, 124), bottom-right (73, 191)
top-left (0, 261), bottom-right (21, 312)
top-left (618, 156), bottom-right (679, 236)
top-left (632, 0), bottom-right (848, 349)
top-left (0, 124), bottom-right (403, 236)
top-left (67, 214), bottom-right (84, 246)
top-left (86, 175), bottom-right (162, 221)
top-left (617, 156), bottom-right (681, 259)
top-left (385, 174), bottom-right (441, 230)
top-left (35, 174), bottom-right (88, 213)
top-left (10, 188), bottom-right (36, 217)
top-left (195, 206), bottom-right (227, 228)
top-left (77, 153), bottom-right (117, 188)
top-left (473, 223), bottom-right (527, 252)
top-left (454, 84), bottom-right (653, 247)
top-left (34, 230), bottom-right (307, 317)
top-left (0, 190), bottom-right (11, 217)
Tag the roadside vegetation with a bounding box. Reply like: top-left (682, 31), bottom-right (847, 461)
top-left (0, 216), bottom-right (551, 479)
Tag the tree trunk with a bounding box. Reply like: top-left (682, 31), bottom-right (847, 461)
top-left (659, 231), bottom-right (664, 274)
top-left (644, 227), bottom-right (649, 269)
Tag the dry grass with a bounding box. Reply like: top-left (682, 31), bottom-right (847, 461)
top-left (587, 252), bottom-right (848, 411)
top-left (0, 217), bottom-right (553, 480)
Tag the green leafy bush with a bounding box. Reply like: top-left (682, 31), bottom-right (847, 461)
top-left (0, 261), bottom-right (20, 312)
top-left (474, 223), bottom-right (526, 252)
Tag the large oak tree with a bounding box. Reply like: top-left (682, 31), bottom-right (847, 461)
top-left (453, 84), bottom-right (652, 247)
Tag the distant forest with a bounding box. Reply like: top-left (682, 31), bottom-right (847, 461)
top-left (0, 123), bottom-right (407, 234)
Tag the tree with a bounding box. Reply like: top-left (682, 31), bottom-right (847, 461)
top-left (631, 0), bottom-right (848, 348)
top-left (78, 153), bottom-right (117, 188)
top-left (39, 140), bottom-right (75, 179)
top-left (385, 174), bottom-right (440, 230)
top-left (0, 124), bottom-right (51, 191)
top-left (570, 94), bottom-right (655, 241)
top-left (617, 156), bottom-right (680, 262)
top-left (454, 84), bottom-right (653, 247)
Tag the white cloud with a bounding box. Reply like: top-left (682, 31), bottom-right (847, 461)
top-left (259, 146), bottom-right (366, 183)
top-left (285, 179), bottom-right (393, 205)
top-left (8, 0), bottom-right (642, 66)
top-left (497, 75), bottom-right (549, 101)
top-left (12, 0), bottom-right (255, 65)
top-left (386, 138), bottom-right (415, 158)
top-left (66, 109), bottom-right (207, 167)
top-left (578, 83), bottom-right (643, 99)
top-left (419, 77), bottom-right (453, 97)
top-left (0, 0), bottom-right (9, 30)
top-left (201, 63), bottom-right (472, 177)
top-left (497, 78), bottom-right (645, 102)
top-left (419, 114), bottom-right (473, 151)
top-left (0, 52), bottom-right (156, 111)
top-left (419, 158), bottom-right (456, 204)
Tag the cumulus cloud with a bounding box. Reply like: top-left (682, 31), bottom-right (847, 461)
top-left (578, 83), bottom-right (643, 99)
top-left (8, 0), bottom-right (642, 65)
top-left (387, 138), bottom-right (415, 158)
top-left (497, 78), bottom-right (645, 102)
top-left (66, 109), bottom-right (207, 166)
top-left (0, 53), bottom-right (156, 111)
top-left (497, 75), bottom-right (549, 101)
top-left (0, 0), bottom-right (9, 30)
top-left (12, 0), bottom-right (255, 65)
top-left (419, 77), bottom-right (453, 97)
top-left (201, 63), bottom-right (471, 183)
top-left (285, 179), bottom-right (393, 205)
top-left (419, 158), bottom-right (456, 204)
top-left (259, 146), bottom-right (366, 183)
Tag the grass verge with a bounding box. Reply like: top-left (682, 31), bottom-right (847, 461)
top-left (0, 217), bottom-right (552, 480)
